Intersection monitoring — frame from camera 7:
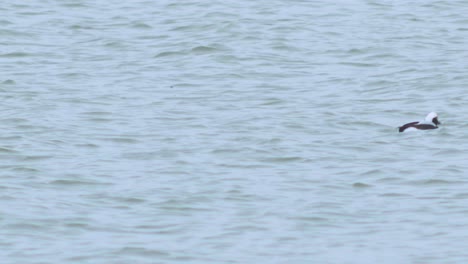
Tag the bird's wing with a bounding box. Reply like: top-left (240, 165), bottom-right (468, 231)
top-left (399, 121), bottom-right (419, 132)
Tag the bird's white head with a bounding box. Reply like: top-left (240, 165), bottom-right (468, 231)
top-left (425, 112), bottom-right (440, 126)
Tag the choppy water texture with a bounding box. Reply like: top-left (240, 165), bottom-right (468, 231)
top-left (2, 1), bottom-right (468, 263)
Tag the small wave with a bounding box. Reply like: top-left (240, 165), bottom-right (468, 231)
top-left (115, 197), bottom-right (146, 204)
top-left (21, 155), bottom-right (52, 161)
top-left (80, 111), bottom-right (113, 116)
top-left (12, 167), bottom-right (39, 172)
top-left (359, 169), bottom-right (383, 176)
top-left (49, 179), bottom-right (108, 186)
top-left (339, 62), bottom-right (380, 67)
top-left (2, 79), bottom-right (15, 84)
top-left (116, 247), bottom-right (170, 257)
top-left (376, 177), bottom-right (402, 183)
top-left (0, 147), bottom-right (17, 153)
top-left (434, 149), bottom-right (463, 156)
top-left (0, 52), bottom-right (32, 58)
top-left (0, 19), bottom-right (12, 25)
top-left (191, 45), bottom-right (219, 54)
top-left (261, 156), bottom-right (303, 163)
top-left (408, 179), bottom-right (464, 186)
top-left (6, 223), bottom-right (42, 230)
top-left (453, 193), bottom-right (468, 198)
top-left (131, 22), bottom-right (152, 29)
top-left (346, 48), bottom-right (367, 54)
top-left (352, 182), bottom-right (372, 188)
top-left (61, 3), bottom-right (88, 8)
top-left (380, 193), bottom-right (412, 197)
top-left (154, 51), bottom-right (182, 58)
top-left (259, 98), bottom-right (284, 106)
top-left (293, 216), bottom-right (329, 222)
top-left (101, 137), bottom-right (139, 144)
top-left (0, 29), bottom-right (33, 37)
top-left (86, 117), bottom-right (113, 122)
top-left (121, 151), bottom-right (158, 160)
top-left (75, 143), bottom-right (99, 148)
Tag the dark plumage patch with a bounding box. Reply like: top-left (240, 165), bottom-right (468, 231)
top-left (399, 121), bottom-right (438, 132)
top-left (399, 121), bottom-right (418, 132)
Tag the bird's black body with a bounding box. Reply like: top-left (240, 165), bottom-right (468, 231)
top-left (398, 122), bottom-right (438, 132)
top-left (398, 113), bottom-right (440, 133)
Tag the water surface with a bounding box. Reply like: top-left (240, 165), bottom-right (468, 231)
top-left (2, 1), bottom-right (468, 263)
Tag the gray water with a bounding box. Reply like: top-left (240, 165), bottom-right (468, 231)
top-left (2, 1), bottom-right (468, 263)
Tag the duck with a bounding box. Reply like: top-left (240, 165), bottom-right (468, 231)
top-left (399, 112), bottom-right (441, 132)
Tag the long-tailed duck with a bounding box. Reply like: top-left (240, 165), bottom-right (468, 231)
top-left (399, 112), bottom-right (441, 132)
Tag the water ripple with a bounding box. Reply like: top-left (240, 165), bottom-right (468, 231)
top-left (2, 0), bottom-right (468, 263)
